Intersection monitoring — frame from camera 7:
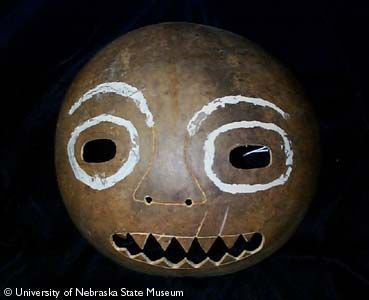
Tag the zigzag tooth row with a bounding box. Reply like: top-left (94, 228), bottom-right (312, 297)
top-left (125, 233), bottom-right (256, 253)
top-left (113, 232), bottom-right (264, 269)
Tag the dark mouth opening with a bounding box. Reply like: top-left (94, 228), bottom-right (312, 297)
top-left (112, 233), bottom-right (263, 265)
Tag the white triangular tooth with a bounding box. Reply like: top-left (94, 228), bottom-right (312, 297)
top-left (116, 247), bottom-right (130, 256)
top-left (197, 237), bottom-right (215, 253)
top-left (136, 253), bottom-right (164, 265)
top-left (178, 258), bottom-right (195, 269)
top-left (156, 258), bottom-right (171, 268)
top-left (155, 235), bottom-right (173, 251)
top-left (242, 233), bottom-right (254, 241)
top-left (176, 237), bottom-right (193, 252)
top-left (198, 257), bottom-right (213, 268)
top-left (170, 258), bottom-right (187, 268)
top-left (198, 257), bottom-right (215, 268)
top-left (222, 235), bottom-right (239, 249)
top-left (185, 257), bottom-right (210, 268)
top-left (149, 257), bottom-right (166, 265)
top-left (218, 252), bottom-right (237, 265)
top-left (237, 250), bottom-right (250, 259)
top-left (131, 233), bottom-right (149, 249)
top-left (127, 252), bottom-right (149, 262)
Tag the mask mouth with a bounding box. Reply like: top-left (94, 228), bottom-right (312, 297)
top-left (111, 232), bottom-right (264, 269)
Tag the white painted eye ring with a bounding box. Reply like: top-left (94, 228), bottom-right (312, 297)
top-left (67, 114), bottom-right (140, 190)
top-left (203, 121), bottom-right (293, 194)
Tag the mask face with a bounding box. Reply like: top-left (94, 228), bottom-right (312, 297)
top-left (55, 23), bottom-right (319, 276)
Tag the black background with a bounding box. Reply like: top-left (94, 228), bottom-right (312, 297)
top-left (1, 0), bottom-right (369, 299)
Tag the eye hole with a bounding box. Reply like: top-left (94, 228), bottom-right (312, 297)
top-left (82, 139), bottom-right (116, 163)
top-left (229, 145), bottom-right (271, 169)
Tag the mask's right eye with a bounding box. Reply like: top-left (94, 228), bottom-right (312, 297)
top-left (82, 139), bottom-right (117, 163)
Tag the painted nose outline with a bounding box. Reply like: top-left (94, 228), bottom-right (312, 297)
top-left (133, 135), bottom-right (206, 205)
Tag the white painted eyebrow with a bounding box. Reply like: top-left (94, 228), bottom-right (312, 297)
top-left (187, 95), bottom-right (289, 136)
top-left (68, 82), bottom-right (155, 127)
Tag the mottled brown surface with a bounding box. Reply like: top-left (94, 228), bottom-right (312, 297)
top-left (55, 22), bottom-right (319, 276)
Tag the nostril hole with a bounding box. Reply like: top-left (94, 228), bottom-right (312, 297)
top-left (145, 196), bottom-right (152, 204)
top-left (185, 199), bottom-right (192, 206)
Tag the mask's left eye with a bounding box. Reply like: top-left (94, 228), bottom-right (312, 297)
top-left (67, 114), bottom-right (139, 190)
top-left (82, 139), bottom-right (117, 163)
